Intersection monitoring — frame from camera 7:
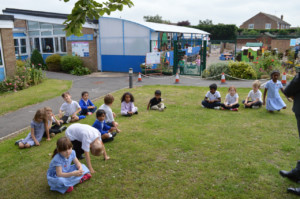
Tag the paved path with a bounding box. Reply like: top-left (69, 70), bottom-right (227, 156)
top-left (0, 71), bottom-right (267, 139)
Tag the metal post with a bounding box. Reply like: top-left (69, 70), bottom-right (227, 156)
top-left (129, 68), bottom-right (133, 88)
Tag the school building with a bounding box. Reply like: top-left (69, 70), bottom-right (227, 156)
top-left (0, 8), bottom-right (209, 81)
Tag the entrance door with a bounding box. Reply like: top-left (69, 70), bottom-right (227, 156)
top-left (0, 33), bottom-right (6, 81)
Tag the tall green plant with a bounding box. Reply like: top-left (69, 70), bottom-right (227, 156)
top-left (31, 49), bottom-right (45, 69)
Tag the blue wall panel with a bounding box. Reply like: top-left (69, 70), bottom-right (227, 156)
top-left (16, 55), bottom-right (29, 61)
top-left (0, 68), bottom-right (5, 82)
top-left (102, 55), bottom-right (145, 72)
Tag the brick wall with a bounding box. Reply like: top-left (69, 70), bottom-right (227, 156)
top-left (66, 28), bottom-right (98, 72)
top-left (14, 19), bottom-right (26, 28)
top-left (0, 29), bottom-right (16, 77)
top-left (271, 39), bottom-right (290, 53)
top-left (240, 13), bottom-right (277, 30)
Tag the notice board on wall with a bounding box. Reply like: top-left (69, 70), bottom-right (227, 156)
top-left (72, 42), bottom-right (89, 57)
top-left (146, 52), bottom-right (161, 65)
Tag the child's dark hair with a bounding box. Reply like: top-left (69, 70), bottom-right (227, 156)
top-left (270, 70), bottom-right (280, 78)
top-left (33, 108), bottom-right (46, 123)
top-left (81, 91), bottom-right (89, 97)
top-left (155, 90), bottom-right (161, 95)
top-left (52, 137), bottom-right (73, 158)
top-left (61, 92), bottom-right (70, 98)
top-left (104, 94), bottom-right (114, 105)
top-left (96, 109), bottom-right (106, 118)
top-left (209, 83), bottom-right (217, 90)
top-left (121, 92), bottom-right (134, 102)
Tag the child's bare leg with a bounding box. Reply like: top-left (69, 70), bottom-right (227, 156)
top-left (112, 121), bottom-right (121, 133)
top-left (19, 142), bottom-right (25, 149)
top-left (71, 115), bottom-right (79, 122)
top-left (151, 105), bottom-right (159, 110)
top-left (24, 143), bottom-right (31, 148)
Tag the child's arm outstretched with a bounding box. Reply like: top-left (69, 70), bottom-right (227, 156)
top-left (263, 88), bottom-right (268, 105)
top-left (56, 165), bottom-right (83, 177)
top-left (102, 142), bottom-right (110, 161)
top-left (147, 102), bottom-right (151, 110)
top-left (84, 151), bottom-right (94, 173)
top-left (52, 113), bottom-right (61, 126)
top-left (280, 88), bottom-right (293, 102)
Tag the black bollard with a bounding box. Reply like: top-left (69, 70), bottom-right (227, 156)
top-left (129, 68), bottom-right (133, 88)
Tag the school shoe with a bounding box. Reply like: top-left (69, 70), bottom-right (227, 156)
top-left (87, 112), bottom-right (93, 115)
top-left (15, 139), bottom-right (23, 145)
top-left (111, 132), bottom-right (117, 137)
top-left (231, 108), bottom-right (238, 111)
top-left (102, 137), bottom-right (114, 143)
top-left (214, 106), bottom-right (220, 110)
top-left (158, 108), bottom-right (164, 111)
top-left (287, 187), bottom-right (300, 196)
top-left (77, 154), bottom-right (85, 160)
top-left (201, 105), bottom-right (205, 108)
top-left (80, 173), bottom-right (92, 183)
top-left (221, 107), bottom-right (225, 110)
top-left (252, 106), bottom-right (259, 109)
top-left (59, 126), bottom-right (67, 132)
top-left (66, 186), bottom-right (73, 193)
top-left (78, 115), bottom-right (86, 120)
top-left (66, 116), bottom-right (71, 124)
top-left (135, 111), bottom-right (138, 115)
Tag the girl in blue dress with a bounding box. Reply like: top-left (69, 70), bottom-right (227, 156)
top-left (18, 109), bottom-right (50, 149)
top-left (47, 137), bottom-right (91, 194)
top-left (263, 70), bottom-right (291, 112)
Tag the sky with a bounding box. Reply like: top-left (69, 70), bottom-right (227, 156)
top-left (0, 0), bottom-right (299, 27)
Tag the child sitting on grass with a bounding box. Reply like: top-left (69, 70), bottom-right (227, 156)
top-left (221, 86), bottom-right (240, 111)
top-left (18, 109), bottom-right (50, 149)
top-left (44, 107), bottom-right (67, 138)
top-left (47, 137), bottom-right (91, 194)
top-left (99, 94), bottom-right (121, 133)
top-left (59, 92), bottom-right (84, 124)
top-left (243, 80), bottom-right (263, 109)
top-left (79, 91), bottom-right (97, 115)
top-left (92, 109), bottom-right (117, 143)
top-left (147, 90), bottom-right (165, 111)
top-left (202, 83), bottom-right (221, 109)
top-left (263, 70), bottom-right (292, 112)
top-left (121, 92), bottom-right (138, 116)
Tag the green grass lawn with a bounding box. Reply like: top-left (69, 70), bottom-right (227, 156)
top-left (0, 85), bottom-right (299, 199)
top-left (0, 79), bottom-right (72, 116)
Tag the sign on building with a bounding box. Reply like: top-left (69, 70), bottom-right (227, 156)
top-left (72, 42), bottom-right (89, 57)
top-left (146, 52), bottom-right (161, 65)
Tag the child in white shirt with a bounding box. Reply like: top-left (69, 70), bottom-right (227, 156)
top-left (59, 92), bottom-right (83, 123)
top-left (202, 83), bottom-right (221, 109)
top-left (243, 80), bottom-right (263, 109)
top-left (221, 86), bottom-right (240, 111)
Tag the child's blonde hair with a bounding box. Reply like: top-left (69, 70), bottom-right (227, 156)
top-left (90, 139), bottom-right (104, 156)
top-left (252, 80), bottom-right (261, 88)
top-left (44, 106), bottom-right (52, 112)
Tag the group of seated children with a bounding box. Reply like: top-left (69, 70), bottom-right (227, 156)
top-left (17, 89), bottom-right (166, 193)
top-left (202, 70), bottom-right (291, 112)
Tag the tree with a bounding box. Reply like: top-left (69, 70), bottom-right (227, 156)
top-left (63, 0), bottom-right (134, 36)
top-left (177, 20), bottom-right (190, 26)
top-left (194, 24), bottom-right (237, 40)
top-left (143, 14), bottom-right (171, 24)
top-left (198, 19), bottom-right (213, 26)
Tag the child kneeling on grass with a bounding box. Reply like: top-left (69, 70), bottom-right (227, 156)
top-left (243, 80), bottom-right (263, 109)
top-left (44, 107), bottom-right (67, 138)
top-left (59, 92), bottom-right (85, 124)
top-left (202, 83), bottom-right (221, 109)
top-left (65, 123), bottom-right (109, 173)
top-left (79, 91), bottom-right (97, 115)
top-left (221, 86), bottom-right (239, 111)
top-left (47, 137), bottom-right (91, 194)
top-left (92, 109), bottom-right (117, 143)
top-left (17, 108), bottom-right (50, 148)
top-left (121, 92), bottom-right (138, 116)
top-left (147, 90), bottom-right (165, 111)
top-left (99, 94), bottom-right (121, 133)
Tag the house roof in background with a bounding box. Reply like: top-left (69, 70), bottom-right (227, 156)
top-left (261, 12), bottom-right (291, 26)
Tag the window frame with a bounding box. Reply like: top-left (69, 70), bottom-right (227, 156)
top-left (14, 37), bottom-right (28, 56)
top-left (265, 23), bottom-right (271, 29)
top-left (248, 24), bottom-right (254, 29)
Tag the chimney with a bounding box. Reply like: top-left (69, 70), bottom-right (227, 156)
top-left (281, 15), bottom-right (283, 20)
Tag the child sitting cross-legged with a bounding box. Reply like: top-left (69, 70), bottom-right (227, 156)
top-left (99, 94), bottom-right (121, 133)
top-left (92, 109), bottom-right (117, 143)
top-left (121, 92), bottom-right (138, 116)
top-left (59, 92), bottom-right (85, 124)
top-left (147, 90), bottom-right (165, 111)
top-left (47, 137), bottom-right (91, 194)
top-left (243, 80), bottom-right (263, 109)
top-left (220, 86), bottom-right (240, 111)
top-left (202, 83), bottom-right (222, 109)
top-left (44, 107), bottom-right (67, 138)
top-left (79, 91), bottom-right (97, 115)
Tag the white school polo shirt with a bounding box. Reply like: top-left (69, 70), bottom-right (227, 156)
top-left (99, 104), bottom-right (114, 123)
top-left (60, 100), bottom-right (80, 116)
top-left (225, 93), bottom-right (239, 105)
top-left (205, 91), bottom-right (221, 101)
top-left (248, 90), bottom-right (262, 102)
top-left (65, 123), bottom-right (101, 152)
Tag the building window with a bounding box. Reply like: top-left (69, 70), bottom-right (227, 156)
top-left (42, 38), bottom-right (54, 53)
top-left (265, 23), bottom-right (271, 29)
top-left (248, 24), bottom-right (254, 29)
top-left (14, 38), bottom-right (27, 55)
top-left (0, 47), bottom-right (3, 66)
top-left (60, 37), bottom-right (66, 52)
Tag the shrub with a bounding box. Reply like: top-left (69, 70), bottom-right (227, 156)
top-left (256, 55), bottom-right (281, 73)
top-left (16, 60), bottom-right (25, 68)
top-left (31, 49), bottom-right (45, 69)
top-left (70, 66), bottom-right (91, 76)
top-left (202, 63), bottom-right (230, 79)
top-left (228, 61), bottom-right (257, 79)
top-left (61, 55), bottom-right (83, 72)
top-left (45, 54), bottom-right (61, 71)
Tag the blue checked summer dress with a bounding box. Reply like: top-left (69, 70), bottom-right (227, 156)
top-left (265, 80), bottom-right (286, 111)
